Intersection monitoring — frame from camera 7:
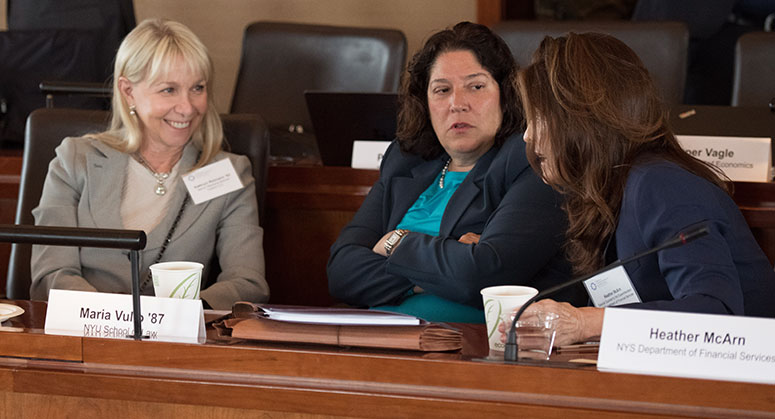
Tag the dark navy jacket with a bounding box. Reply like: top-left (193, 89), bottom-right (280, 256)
top-left (618, 160), bottom-right (775, 317)
top-left (327, 135), bottom-right (582, 308)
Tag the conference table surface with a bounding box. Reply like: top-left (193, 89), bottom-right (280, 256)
top-left (0, 300), bottom-right (772, 418)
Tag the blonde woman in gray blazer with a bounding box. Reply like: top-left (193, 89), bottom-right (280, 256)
top-left (30, 19), bottom-right (268, 309)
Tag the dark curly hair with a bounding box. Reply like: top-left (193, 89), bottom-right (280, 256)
top-left (396, 21), bottom-right (522, 159)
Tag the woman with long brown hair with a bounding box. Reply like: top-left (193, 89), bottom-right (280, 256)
top-left (511, 32), bottom-right (775, 345)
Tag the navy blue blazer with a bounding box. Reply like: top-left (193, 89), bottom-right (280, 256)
top-left (617, 160), bottom-right (775, 317)
top-left (327, 135), bottom-right (582, 308)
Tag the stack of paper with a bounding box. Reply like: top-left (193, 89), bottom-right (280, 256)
top-left (213, 302), bottom-right (463, 352)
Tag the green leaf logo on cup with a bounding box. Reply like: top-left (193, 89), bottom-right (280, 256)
top-left (483, 298), bottom-right (503, 339)
top-left (150, 261), bottom-right (203, 300)
top-left (480, 285), bottom-right (538, 353)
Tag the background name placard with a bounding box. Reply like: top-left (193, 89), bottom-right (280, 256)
top-left (676, 135), bottom-right (771, 182)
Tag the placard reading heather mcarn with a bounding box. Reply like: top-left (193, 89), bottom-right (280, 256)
top-left (598, 308), bottom-right (775, 384)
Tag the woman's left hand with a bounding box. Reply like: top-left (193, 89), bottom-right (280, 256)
top-left (498, 299), bottom-right (604, 347)
top-left (458, 232), bottom-right (481, 244)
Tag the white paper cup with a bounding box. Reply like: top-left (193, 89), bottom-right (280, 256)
top-left (150, 261), bottom-right (203, 299)
top-left (480, 285), bottom-right (538, 352)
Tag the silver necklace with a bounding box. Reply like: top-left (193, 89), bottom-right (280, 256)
top-left (135, 154), bottom-right (170, 196)
top-left (438, 158), bottom-right (451, 189)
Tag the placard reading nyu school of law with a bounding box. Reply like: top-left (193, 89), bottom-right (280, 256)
top-left (351, 140), bottom-right (391, 169)
top-left (676, 135), bottom-right (772, 182)
top-left (45, 289), bottom-right (205, 344)
top-left (598, 308), bottom-right (775, 384)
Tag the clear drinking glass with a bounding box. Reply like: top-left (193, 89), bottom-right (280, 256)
top-left (504, 311), bottom-right (559, 360)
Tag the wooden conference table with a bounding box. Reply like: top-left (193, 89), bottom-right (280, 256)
top-left (0, 300), bottom-right (773, 418)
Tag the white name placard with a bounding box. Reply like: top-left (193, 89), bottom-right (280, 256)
top-left (598, 308), bottom-right (775, 384)
top-left (183, 158), bottom-right (244, 204)
top-left (351, 140), bottom-right (391, 169)
top-left (45, 289), bottom-right (205, 344)
top-left (677, 135), bottom-right (772, 182)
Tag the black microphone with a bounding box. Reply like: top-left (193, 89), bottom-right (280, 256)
top-left (0, 224), bottom-right (148, 340)
top-left (503, 225), bottom-right (710, 362)
top-left (0, 224), bottom-right (146, 249)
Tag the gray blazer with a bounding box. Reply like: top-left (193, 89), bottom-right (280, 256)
top-left (30, 136), bottom-right (269, 309)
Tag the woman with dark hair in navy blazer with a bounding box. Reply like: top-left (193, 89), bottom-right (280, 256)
top-left (511, 32), bottom-right (775, 345)
top-left (327, 22), bottom-right (584, 323)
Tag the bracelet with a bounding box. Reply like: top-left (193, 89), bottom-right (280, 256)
top-left (384, 229), bottom-right (408, 256)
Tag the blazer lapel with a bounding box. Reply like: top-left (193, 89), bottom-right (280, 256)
top-left (438, 145), bottom-right (499, 237)
top-left (387, 157), bottom-right (446, 229)
top-left (87, 142), bottom-right (127, 228)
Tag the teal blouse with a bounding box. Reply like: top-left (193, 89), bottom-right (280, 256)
top-left (374, 169), bottom-right (485, 323)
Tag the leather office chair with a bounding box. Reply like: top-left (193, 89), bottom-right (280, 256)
top-left (492, 21), bottom-right (689, 105)
top-left (6, 108), bottom-right (270, 299)
top-left (731, 32), bottom-right (775, 107)
top-left (230, 21), bottom-right (407, 159)
top-left (0, 29), bottom-right (105, 148)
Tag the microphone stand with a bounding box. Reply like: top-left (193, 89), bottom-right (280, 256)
top-left (0, 224), bottom-right (147, 340)
top-left (503, 225), bottom-right (710, 362)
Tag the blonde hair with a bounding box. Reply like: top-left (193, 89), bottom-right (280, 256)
top-left (95, 18), bottom-right (223, 169)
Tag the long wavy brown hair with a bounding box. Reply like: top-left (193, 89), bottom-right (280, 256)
top-left (516, 32), bottom-right (728, 275)
top-left (396, 21), bottom-right (522, 159)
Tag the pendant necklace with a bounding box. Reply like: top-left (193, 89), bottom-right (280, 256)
top-left (136, 154), bottom-right (171, 196)
top-left (438, 158), bottom-right (451, 189)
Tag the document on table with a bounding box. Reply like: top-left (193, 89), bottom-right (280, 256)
top-left (257, 305), bottom-right (422, 326)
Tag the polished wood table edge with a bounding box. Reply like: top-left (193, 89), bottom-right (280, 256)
top-left (81, 340), bottom-right (775, 414)
top-left (0, 328), bottom-right (82, 361)
top-left (0, 327), bottom-right (772, 417)
top-left (0, 354), bottom-right (772, 419)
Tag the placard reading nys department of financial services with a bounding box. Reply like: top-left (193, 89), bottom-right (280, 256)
top-left (598, 308), bottom-right (775, 384)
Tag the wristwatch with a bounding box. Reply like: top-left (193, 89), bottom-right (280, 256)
top-left (384, 229), bottom-right (408, 256)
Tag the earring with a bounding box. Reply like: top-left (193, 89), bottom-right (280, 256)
top-left (129, 105), bottom-right (136, 116)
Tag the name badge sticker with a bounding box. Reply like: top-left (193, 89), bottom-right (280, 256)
top-left (584, 265), bottom-right (641, 307)
top-left (183, 158), bottom-right (244, 205)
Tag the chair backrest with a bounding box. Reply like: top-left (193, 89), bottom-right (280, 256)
top-left (0, 29), bottom-right (104, 148)
top-left (6, 108), bottom-right (270, 299)
top-left (6, 108), bottom-right (109, 299)
top-left (221, 113), bottom-right (271, 225)
top-left (731, 32), bottom-right (775, 107)
top-left (230, 21), bottom-right (407, 135)
top-left (492, 20), bottom-right (689, 105)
